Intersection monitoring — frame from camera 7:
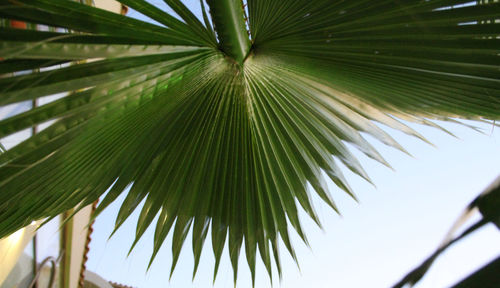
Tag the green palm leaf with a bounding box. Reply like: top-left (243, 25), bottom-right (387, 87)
top-left (0, 0), bottom-right (499, 284)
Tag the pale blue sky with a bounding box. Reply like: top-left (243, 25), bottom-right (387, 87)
top-left (82, 1), bottom-right (500, 287)
top-left (86, 119), bottom-right (500, 288)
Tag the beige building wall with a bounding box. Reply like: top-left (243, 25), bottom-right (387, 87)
top-left (0, 223), bottom-right (39, 285)
top-left (67, 206), bottom-right (94, 288)
top-left (94, 0), bottom-right (125, 14)
top-left (67, 2), bottom-right (124, 287)
top-left (0, 1), bottom-right (125, 288)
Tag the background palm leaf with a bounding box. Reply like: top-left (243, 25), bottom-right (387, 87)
top-left (0, 0), bottom-right (499, 284)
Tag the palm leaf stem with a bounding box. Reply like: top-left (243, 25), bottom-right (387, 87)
top-left (207, 0), bottom-right (251, 64)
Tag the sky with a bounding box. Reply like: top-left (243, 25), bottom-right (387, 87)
top-left (85, 119), bottom-right (500, 288)
top-left (85, 1), bottom-right (500, 288)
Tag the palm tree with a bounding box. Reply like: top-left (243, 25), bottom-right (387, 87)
top-left (0, 0), bottom-right (499, 285)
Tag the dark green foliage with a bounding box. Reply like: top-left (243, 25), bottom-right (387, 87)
top-left (0, 0), bottom-right (499, 284)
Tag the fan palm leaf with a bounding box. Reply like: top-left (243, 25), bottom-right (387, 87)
top-left (0, 0), bottom-right (499, 284)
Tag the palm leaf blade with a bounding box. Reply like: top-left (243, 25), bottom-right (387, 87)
top-left (0, 0), bottom-right (499, 284)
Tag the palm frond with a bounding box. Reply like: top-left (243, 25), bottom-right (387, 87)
top-left (0, 0), bottom-right (499, 284)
